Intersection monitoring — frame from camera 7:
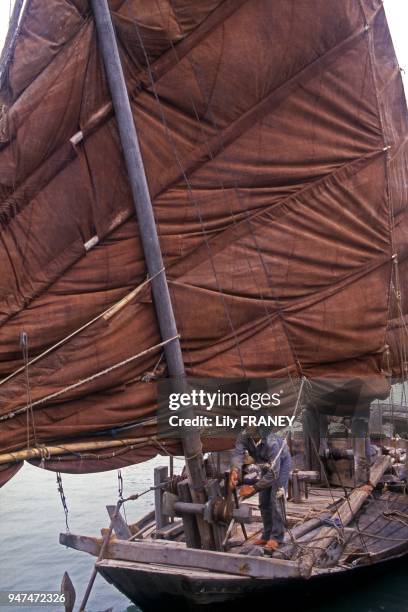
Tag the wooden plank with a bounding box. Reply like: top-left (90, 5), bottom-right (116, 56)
top-left (155, 520), bottom-right (184, 540)
top-left (128, 510), bottom-right (155, 535)
top-left (130, 522), bottom-right (156, 540)
top-left (177, 479), bottom-right (201, 549)
top-left (106, 505), bottom-right (132, 540)
top-left (60, 533), bottom-right (301, 579)
top-left (154, 466), bottom-right (169, 530)
top-left (98, 557), bottom-right (249, 580)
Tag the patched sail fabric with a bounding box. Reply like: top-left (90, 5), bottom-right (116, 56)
top-left (0, 0), bottom-right (407, 481)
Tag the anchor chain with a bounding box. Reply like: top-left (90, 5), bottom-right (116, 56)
top-left (56, 472), bottom-right (70, 533)
top-left (117, 469), bottom-right (128, 523)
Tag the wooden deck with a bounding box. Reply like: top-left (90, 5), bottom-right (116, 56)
top-left (61, 487), bottom-right (408, 572)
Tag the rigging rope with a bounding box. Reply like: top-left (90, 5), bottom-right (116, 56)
top-left (0, 272), bottom-right (163, 389)
top-left (0, 334), bottom-right (179, 422)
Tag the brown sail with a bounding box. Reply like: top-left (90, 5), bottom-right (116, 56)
top-left (0, 0), bottom-right (407, 483)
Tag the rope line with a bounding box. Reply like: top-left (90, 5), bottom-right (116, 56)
top-left (0, 335), bottom-right (179, 422)
top-left (0, 272), bottom-right (163, 388)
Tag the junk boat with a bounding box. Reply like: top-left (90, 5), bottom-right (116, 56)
top-left (60, 441), bottom-right (408, 611)
top-left (0, 0), bottom-right (407, 610)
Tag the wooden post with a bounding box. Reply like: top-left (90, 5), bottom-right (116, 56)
top-left (169, 455), bottom-right (174, 523)
top-left (205, 479), bottom-right (228, 551)
top-left (154, 466), bottom-right (169, 530)
top-left (352, 414), bottom-right (370, 486)
top-left (405, 446), bottom-right (408, 481)
top-left (89, 0), bottom-right (214, 549)
top-left (291, 470), bottom-right (301, 503)
top-left (106, 505), bottom-right (132, 540)
top-left (177, 479), bottom-right (201, 549)
top-left (302, 407), bottom-right (321, 474)
top-left (353, 437), bottom-right (369, 486)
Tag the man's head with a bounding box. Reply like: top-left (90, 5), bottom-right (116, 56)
top-left (257, 424), bottom-right (272, 439)
top-left (244, 424), bottom-right (258, 437)
top-left (243, 424), bottom-right (271, 439)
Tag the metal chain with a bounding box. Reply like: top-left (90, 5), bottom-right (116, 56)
top-left (56, 472), bottom-right (70, 533)
top-left (117, 469), bottom-right (127, 523)
top-left (117, 469), bottom-right (124, 500)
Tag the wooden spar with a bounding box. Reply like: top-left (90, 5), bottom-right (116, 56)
top-left (79, 499), bottom-right (122, 611)
top-left (89, 1), bottom-right (182, 373)
top-left (60, 533), bottom-right (301, 579)
top-left (296, 455), bottom-right (391, 568)
top-left (0, 437), bottom-right (155, 465)
top-left (89, 0), bottom-right (213, 548)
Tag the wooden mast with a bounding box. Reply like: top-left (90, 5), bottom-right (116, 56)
top-left (89, 0), bottom-right (213, 549)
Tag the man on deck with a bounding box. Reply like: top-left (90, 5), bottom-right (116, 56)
top-left (229, 428), bottom-right (292, 552)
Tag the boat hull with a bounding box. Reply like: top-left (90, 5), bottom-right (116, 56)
top-left (97, 549), bottom-right (408, 612)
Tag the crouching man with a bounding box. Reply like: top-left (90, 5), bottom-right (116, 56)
top-left (229, 427), bottom-right (292, 552)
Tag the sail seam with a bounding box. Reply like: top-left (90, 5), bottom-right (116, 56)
top-left (165, 149), bottom-right (387, 279)
top-left (152, 26), bottom-right (371, 198)
top-left (141, 0), bottom-right (249, 86)
top-left (170, 254), bottom-right (391, 354)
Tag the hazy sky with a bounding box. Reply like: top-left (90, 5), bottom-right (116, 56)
top-left (0, 0), bottom-right (407, 90)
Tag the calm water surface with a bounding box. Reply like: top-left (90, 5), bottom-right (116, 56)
top-left (0, 460), bottom-right (407, 612)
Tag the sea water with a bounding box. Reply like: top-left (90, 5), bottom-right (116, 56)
top-left (0, 460), bottom-right (407, 612)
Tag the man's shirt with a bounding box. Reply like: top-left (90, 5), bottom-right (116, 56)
top-left (232, 431), bottom-right (292, 491)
